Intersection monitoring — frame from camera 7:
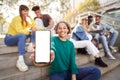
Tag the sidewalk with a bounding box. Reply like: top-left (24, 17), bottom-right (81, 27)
top-left (101, 65), bottom-right (120, 80)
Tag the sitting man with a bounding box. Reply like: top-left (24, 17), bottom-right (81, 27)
top-left (90, 15), bottom-right (118, 59)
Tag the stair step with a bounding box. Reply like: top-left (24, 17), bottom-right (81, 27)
top-left (0, 53), bottom-right (119, 80)
top-left (0, 43), bottom-right (29, 55)
top-left (0, 37), bottom-right (4, 45)
top-left (76, 51), bottom-right (105, 65)
top-left (0, 51), bottom-right (105, 70)
top-left (0, 45), bottom-right (18, 54)
top-left (0, 53), bottom-right (33, 70)
top-left (81, 53), bottom-right (120, 75)
top-left (0, 66), bottom-right (45, 80)
top-left (101, 65), bottom-right (120, 80)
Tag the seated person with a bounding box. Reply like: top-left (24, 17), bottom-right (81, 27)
top-left (32, 5), bottom-right (55, 36)
top-left (70, 22), bottom-right (108, 67)
top-left (4, 5), bottom-right (37, 72)
top-left (30, 21), bottom-right (101, 80)
top-left (88, 15), bottom-right (99, 48)
top-left (80, 18), bottom-right (93, 41)
top-left (90, 15), bottom-right (118, 59)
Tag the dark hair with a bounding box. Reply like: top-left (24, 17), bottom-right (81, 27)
top-left (32, 6), bottom-right (40, 11)
top-left (88, 15), bottom-right (93, 19)
top-left (42, 14), bottom-right (52, 27)
top-left (19, 5), bottom-right (29, 26)
top-left (55, 21), bottom-right (71, 34)
top-left (88, 15), bottom-right (93, 25)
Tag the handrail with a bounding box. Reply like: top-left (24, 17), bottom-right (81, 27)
top-left (100, 0), bottom-right (119, 7)
top-left (75, 11), bottom-right (120, 29)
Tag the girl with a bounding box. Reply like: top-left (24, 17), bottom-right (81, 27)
top-left (50, 21), bottom-right (101, 80)
top-left (4, 5), bottom-right (36, 72)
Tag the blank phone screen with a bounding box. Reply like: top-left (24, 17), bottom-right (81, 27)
top-left (35, 31), bottom-right (50, 63)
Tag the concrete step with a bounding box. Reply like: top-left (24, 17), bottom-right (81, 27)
top-left (0, 50), bottom-right (105, 71)
top-left (0, 43), bottom-right (32, 54)
top-left (0, 45), bottom-right (18, 54)
top-left (0, 39), bottom-right (29, 54)
top-left (0, 66), bottom-right (49, 80)
top-left (76, 51), bottom-right (105, 65)
top-left (101, 65), bottom-right (120, 80)
top-left (81, 53), bottom-right (120, 75)
top-left (0, 53), bottom-right (34, 71)
top-left (0, 52), bottom-right (119, 80)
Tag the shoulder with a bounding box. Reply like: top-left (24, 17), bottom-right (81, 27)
top-left (67, 40), bottom-right (74, 47)
top-left (12, 16), bottom-right (21, 21)
top-left (35, 18), bottom-right (42, 21)
top-left (51, 36), bottom-right (58, 41)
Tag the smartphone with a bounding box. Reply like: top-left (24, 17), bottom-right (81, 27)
top-left (35, 31), bottom-right (50, 63)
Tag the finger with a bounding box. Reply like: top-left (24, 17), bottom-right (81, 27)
top-left (50, 50), bottom-right (55, 62)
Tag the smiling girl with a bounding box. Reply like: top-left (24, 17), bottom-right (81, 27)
top-left (50, 21), bottom-right (101, 80)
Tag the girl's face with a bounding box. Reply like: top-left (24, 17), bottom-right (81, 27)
top-left (81, 19), bottom-right (88, 25)
top-left (56, 23), bottom-right (69, 38)
top-left (21, 10), bottom-right (29, 17)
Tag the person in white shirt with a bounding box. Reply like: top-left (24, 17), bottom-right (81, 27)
top-left (32, 6), bottom-right (54, 34)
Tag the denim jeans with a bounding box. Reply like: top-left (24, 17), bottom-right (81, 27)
top-left (99, 30), bottom-right (118, 53)
top-left (108, 31), bottom-right (118, 46)
top-left (50, 66), bottom-right (101, 80)
top-left (4, 33), bottom-right (35, 55)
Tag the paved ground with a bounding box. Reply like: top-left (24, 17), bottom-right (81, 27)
top-left (101, 65), bottom-right (120, 80)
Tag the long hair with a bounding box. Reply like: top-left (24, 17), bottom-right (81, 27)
top-left (42, 14), bottom-right (52, 27)
top-left (19, 5), bottom-right (29, 26)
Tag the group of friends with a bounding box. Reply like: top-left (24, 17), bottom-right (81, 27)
top-left (71, 15), bottom-right (118, 68)
top-left (4, 4), bottom-right (119, 80)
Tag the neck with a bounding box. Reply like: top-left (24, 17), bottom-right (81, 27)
top-left (59, 36), bottom-right (67, 41)
top-left (88, 21), bottom-right (92, 25)
top-left (37, 14), bottom-right (42, 18)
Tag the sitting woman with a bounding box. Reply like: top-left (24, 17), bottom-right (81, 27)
top-left (70, 19), bottom-right (108, 67)
top-left (80, 18), bottom-right (93, 41)
top-left (4, 5), bottom-right (37, 72)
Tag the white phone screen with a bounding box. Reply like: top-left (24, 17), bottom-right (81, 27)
top-left (35, 31), bottom-right (50, 63)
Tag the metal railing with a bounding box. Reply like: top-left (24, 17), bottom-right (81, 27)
top-left (75, 11), bottom-right (120, 29)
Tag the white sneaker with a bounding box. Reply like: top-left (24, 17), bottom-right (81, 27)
top-left (107, 52), bottom-right (116, 60)
top-left (27, 43), bottom-right (34, 52)
top-left (16, 60), bottom-right (28, 72)
top-left (108, 55), bottom-right (116, 60)
top-left (109, 46), bottom-right (117, 53)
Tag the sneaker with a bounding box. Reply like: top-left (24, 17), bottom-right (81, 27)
top-left (109, 46), bottom-right (117, 53)
top-left (16, 60), bottom-right (28, 72)
top-left (95, 57), bottom-right (108, 67)
top-left (27, 43), bottom-right (34, 52)
top-left (107, 52), bottom-right (116, 60)
top-left (108, 55), bottom-right (116, 60)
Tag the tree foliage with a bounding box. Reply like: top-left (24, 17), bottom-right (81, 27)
top-left (63, 0), bottom-right (100, 21)
top-left (0, 0), bottom-right (71, 23)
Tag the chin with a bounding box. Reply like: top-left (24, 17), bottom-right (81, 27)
top-left (60, 35), bottom-right (67, 37)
